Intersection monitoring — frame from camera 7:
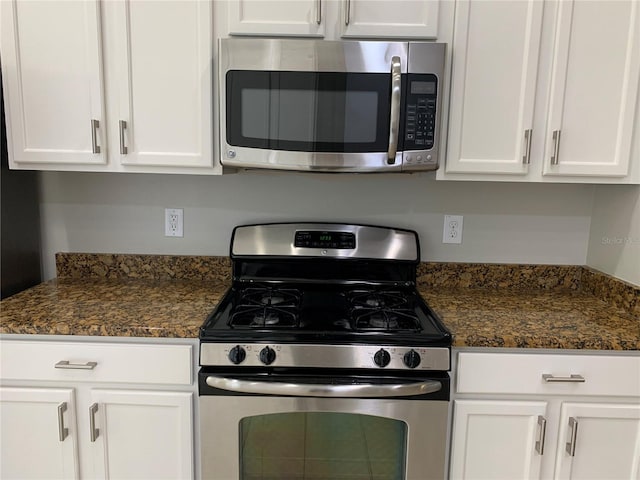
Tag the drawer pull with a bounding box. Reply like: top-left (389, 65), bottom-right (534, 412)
top-left (542, 374), bottom-right (585, 383)
top-left (566, 417), bottom-right (578, 456)
top-left (55, 360), bottom-right (98, 370)
top-left (535, 415), bottom-right (546, 455)
top-left (89, 403), bottom-right (99, 442)
top-left (57, 402), bottom-right (69, 442)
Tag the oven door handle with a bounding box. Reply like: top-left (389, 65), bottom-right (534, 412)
top-left (205, 376), bottom-right (441, 398)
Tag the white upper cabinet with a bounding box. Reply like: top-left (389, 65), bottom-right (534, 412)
top-left (223, 0), bottom-right (439, 39)
top-left (227, 0), bottom-right (325, 37)
top-left (441, 0), bottom-right (640, 183)
top-left (341, 0), bottom-right (439, 38)
top-left (445, 0), bottom-right (543, 174)
top-left (108, 0), bottom-right (213, 169)
top-left (542, 0), bottom-right (640, 178)
top-left (1, 0), bottom-right (216, 174)
top-left (1, 0), bottom-right (107, 166)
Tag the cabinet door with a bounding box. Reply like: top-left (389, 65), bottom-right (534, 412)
top-left (543, 0), bottom-right (640, 177)
top-left (0, 387), bottom-right (79, 479)
top-left (89, 389), bottom-right (193, 480)
top-left (110, 0), bottom-right (213, 169)
top-left (341, 0), bottom-right (439, 38)
top-left (0, 0), bottom-right (106, 166)
top-left (445, 0), bottom-right (543, 174)
top-left (450, 400), bottom-right (547, 480)
top-left (554, 402), bottom-right (640, 479)
top-left (227, 0), bottom-right (325, 37)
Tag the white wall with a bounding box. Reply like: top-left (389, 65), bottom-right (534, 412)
top-left (38, 171), bottom-right (594, 280)
top-left (587, 185), bottom-right (640, 286)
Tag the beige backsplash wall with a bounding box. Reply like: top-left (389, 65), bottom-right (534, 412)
top-left (38, 171), bottom-right (595, 280)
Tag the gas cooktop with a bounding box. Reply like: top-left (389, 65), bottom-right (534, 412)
top-left (199, 223), bottom-right (452, 372)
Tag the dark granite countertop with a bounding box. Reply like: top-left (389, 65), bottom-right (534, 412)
top-left (1, 254), bottom-right (638, 350)
top-left (420, 288), bottom-right (639, 350)
top-left (0, 278), bottom-right (228, 338)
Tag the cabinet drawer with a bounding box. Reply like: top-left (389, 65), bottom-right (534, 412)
top-left (0, 341), bottom-right (193, 386)
top-left (457, 352), bottom-right (640, 397)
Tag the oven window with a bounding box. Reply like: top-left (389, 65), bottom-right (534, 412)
top-left (226, 71), bottom-right (395, 153)
top-left (239, 412), bottom-right (407, 480)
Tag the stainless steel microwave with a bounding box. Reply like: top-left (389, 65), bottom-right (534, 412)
top-left (219, 38), bottom-right (446, 173)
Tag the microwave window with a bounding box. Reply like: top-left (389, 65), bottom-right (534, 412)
top-left (241, 89), bottom-right (378, 143)
top-left (226, 71), bottom-right (392, 153)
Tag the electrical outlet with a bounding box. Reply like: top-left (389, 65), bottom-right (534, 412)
top-left (443, 215), bottom-right (463, 244)
top-left (165, 208), bottom-right (183, 237)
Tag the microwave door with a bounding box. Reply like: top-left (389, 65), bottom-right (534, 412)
top-left (220, 39), bottom-right (409, 172)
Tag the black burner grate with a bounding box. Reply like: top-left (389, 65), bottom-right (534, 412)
top-left (347, 289), bottom-right (422, 332)
top-left (229, 287), bottom-right (301, 329)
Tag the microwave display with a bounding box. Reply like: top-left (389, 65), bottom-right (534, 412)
top-left (410, 81), bottom-right (436, 95)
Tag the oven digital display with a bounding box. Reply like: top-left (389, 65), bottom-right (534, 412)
top-left (294, 231), bottom-right (356, 249)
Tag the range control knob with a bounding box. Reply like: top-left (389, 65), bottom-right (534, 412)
top-left (403, 349), bottom-right (421, 369)
top-left (228, 345), bottom-right (246, 365)
top-left (259, 346), bottom-right (276, 365)
top-left (373, 348), bottom-right (391, 368)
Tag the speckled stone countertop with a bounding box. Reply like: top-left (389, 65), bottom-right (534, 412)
top-left (420, 288), bottom-right (639, 350)
top-left (1, 254), bottom-right (638, 350)
top-left (0, 278), bottom-right (228, 338)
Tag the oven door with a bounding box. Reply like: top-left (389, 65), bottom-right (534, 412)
top-left (219, 38), bottom-right (408, 172)
top-left (199, 370), bottom-right (449, 480)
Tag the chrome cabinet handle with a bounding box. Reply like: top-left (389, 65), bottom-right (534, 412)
top-left (57, 402), bottom-right (69, 442)
top-left (551, 129), bottom-right (561, 165)
top-left (535, 415), bottom-right (546, 455)
top-left (566, 417), bottom-right (578, 456)
top-left (119, 120), bottom-right (128, 154)
top-left (542, 374), bottom-right (585, 383)
top-left (89, 403), bottom-right (99, 442)
top-left (522, 129), bottom-right (532, 164)
top-left (316, 0), bottom-right (321, 24)
top-left (387, 56), bottom-right (402, 165)
top-left (91, 119), bottom-right (101, 154)
top-left (344, 0), bottom-right (350, 25)
top-left (206, 376), bottom-right (441, 397)
top-left (55, 360), bottom-right (98, 370)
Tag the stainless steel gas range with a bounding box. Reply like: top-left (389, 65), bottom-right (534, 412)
top-left (199, 223), bottom-right (452, 480)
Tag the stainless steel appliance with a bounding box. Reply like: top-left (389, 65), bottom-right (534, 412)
top-left (199, 223), bottom-right (452, 480)
top-left (219, 39), bottom-right (446, 173)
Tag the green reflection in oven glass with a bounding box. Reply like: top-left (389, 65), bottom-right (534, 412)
top-left (239, 412), bottom-right (407, 480)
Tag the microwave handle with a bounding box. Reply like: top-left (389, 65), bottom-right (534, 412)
top-left (387, 56), bottom-right (402, 164)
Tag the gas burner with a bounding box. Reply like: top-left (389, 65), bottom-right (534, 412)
top-left (240, 287), bottom-right (301, 308)
top-left (352, 308), bottom-right (422, 332)
top-left (229, 305), bottom-right (299, 329)
top-left (347, 290), bottom-right (410, 310)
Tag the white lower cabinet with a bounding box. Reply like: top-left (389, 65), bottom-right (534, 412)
top-left (0, 387), bottom-right (80, 479)
top-left (450, 400), bottom-right (547, 479)
top-left (90, 389), bottom-right (193, 480)
top-left (0, 338), bottom-right (196, 479)
top-left (450, 352), bottom-right (640, 480)
top-left (554, 402), bottom-right (640, 480)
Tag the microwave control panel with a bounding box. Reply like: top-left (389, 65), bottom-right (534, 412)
top-left (403, 74), bottom-right (438, 152)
